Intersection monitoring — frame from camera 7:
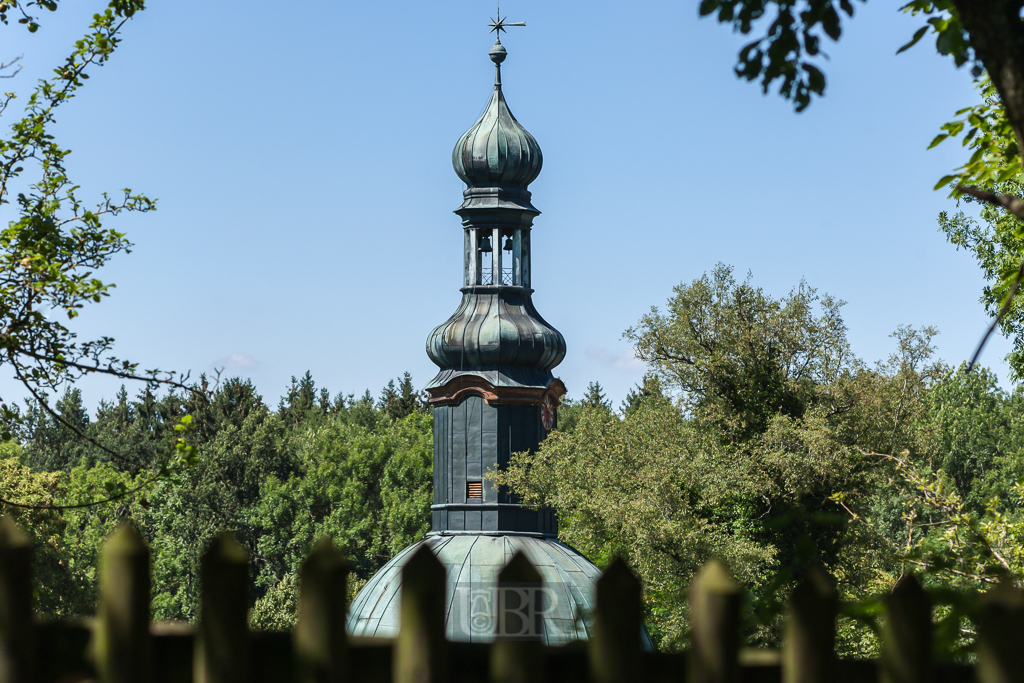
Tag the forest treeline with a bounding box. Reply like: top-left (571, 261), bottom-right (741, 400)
top-left (6, 371), bottom-right (433, 629)
top-left (8, 265), bottom-right (1024, 656)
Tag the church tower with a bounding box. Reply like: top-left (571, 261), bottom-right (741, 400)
top-left (424, 29), bottom-right (566, 537)
top-left (346, 20), bottom-right (640, 646)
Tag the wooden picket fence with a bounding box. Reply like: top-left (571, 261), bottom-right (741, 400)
top-left (4, 517), bottom-right (1024, 683)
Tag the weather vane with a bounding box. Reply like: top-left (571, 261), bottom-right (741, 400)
top-left (488, 2), bottom-right (525, 38)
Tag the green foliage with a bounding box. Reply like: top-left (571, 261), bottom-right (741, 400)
top-left (697, 0), bottom-right (862, 111)
top-left (0, 0), bottom-right (214, 511)
top-left (19, 371), bottom-right (432, 626)
top-left (0, 0), bottom-right (181, 437)
top-left (626, 263), bottom-right (852, 439)
top-left (248, 572), bottom-right (298, 631)
top-left (931, 78), bottom-right (1020, 190)
top-left (922, 365), bottom-right (1021, 510)
top-left (697, 1), bottom-right (973, 113)
top-left (0, 451), bottom-right (67, 613)
top-left (897, 2), bottom-right (972, 69)
top-left (621, 374), bottom-right (665, 416)
top-left (581, 381), bottom-right (612, 412)
top-left (377, 372), bottom-right (426, 421)
top-left (495, 397), bottom-right (775, 648)
top-left (499, 267), bottom-right (950, 652)
top-left (939, 182), bottom-right (1024, 377)
top-left (250, 410), bottom-right (432, 591)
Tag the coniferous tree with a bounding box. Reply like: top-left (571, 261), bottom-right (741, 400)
top-left (621, 375), bottom-right (665, 416)
top-left (378, 380), bottom-right (399, 419)
top-left (349, 390), bottom-right (378, 430)
top-left (21, 387), bottom-right (91, 472)
top-left (379, 373), bottom-right (422, 421)
top-left (583, 381), bottom-right (612, 411)
top-left (279, 372), bottom-right (319, 426)
top-left (396, 372), bottom-right (422, 418)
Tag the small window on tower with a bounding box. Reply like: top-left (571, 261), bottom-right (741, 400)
top-left (467, 481), bottom-right (483, 500)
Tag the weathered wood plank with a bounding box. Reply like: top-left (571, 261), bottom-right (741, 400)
top-left (782, 568), bottom-right (836, 683)
top-left (490, 551), bottom-right (544, 683)
top-left (394, 545), bottom-right (447, 683)
top-left (152, 623), bottom-right (192, 683)
top-left (976, 578), bottom-right (1024, 683)
top-left (589, 557), bottom-right (643, 683)
top-left (0, 517), bottom-right (33, 683)
top-left (96, 523), bottom-right (152, 683)
top-left (296, 538), bottom-right (350, 683)
top-left (881, 574), bottom-right (930, 683)
top-left (37, 622), bottom-right (92, 683)
top-left (195, 533), bottom-right (250, 683)
top-left (689, 559), bottom-right (741, 683)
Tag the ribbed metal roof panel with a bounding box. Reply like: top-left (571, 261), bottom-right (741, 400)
top-left (345, 534), bottom-right (653, 648)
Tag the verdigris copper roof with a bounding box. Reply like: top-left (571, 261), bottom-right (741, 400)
top-left (452, 86), bottom-right (542, 190)
top-left (347, 533), bottom-right (658, 647)
top-left (451, 38), bottom-right (542, 213)
top-left (425, 288), bottom-right (565, 373)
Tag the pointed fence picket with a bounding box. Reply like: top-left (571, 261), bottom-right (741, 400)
top-left (0, 516), bottom-right (1013, 683)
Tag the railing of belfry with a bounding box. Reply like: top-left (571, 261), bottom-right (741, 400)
top-left (1, 516), bottom-right (1019, 683)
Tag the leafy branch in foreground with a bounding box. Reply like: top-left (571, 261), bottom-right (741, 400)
top-left (698, 1), bottom-right (1024, 371)
top-left (868, 449), bottom-right (1024, 586)
top-left (0, 413), bottom-right (197, 510)
top-left (0, 1), bottom-right (203, 508)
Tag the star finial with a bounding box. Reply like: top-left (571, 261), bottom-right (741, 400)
top-left (488, 2), bottom-right (525, 37)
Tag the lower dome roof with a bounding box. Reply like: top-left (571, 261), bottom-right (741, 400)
top-left (347, 532), bottom-right (651, 648)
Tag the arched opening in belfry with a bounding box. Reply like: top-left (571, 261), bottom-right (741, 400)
top-left (501, 232), bottom-right (515, 285)
top-left (477, 228), bottom-right (494, 285)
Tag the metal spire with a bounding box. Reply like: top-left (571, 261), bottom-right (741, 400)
top-left (487, 3), bottom-right (524, 88)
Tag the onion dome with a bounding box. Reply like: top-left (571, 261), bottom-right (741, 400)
top-left (426, 289), bottom-right (566, 373)
top-left (452, 39), bottom-right (542, 211)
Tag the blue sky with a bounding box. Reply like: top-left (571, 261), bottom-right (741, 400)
top-left (0, 0), bottom-right (1006, 410)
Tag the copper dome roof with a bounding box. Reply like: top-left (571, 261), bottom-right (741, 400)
top-left (452, 86), bottom-right (543, 190)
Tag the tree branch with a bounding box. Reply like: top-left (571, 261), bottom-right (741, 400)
top-left (967, 249), bottom-right (1024, 372)
top-left (0, 475), bottom-right (157, 511)
top-left (958, 184), bottom-right (1024, 221)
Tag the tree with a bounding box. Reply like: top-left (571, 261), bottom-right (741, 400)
top-left (621, 374), bottom-right (665, 416)
top-left (0, 1), bottom-right (203, 509)
top-left (18, 387), bottom-right (90, 471)
top-left (279, 372), bottom-right (319, 426)
top-left (939, 179), bottom-right (1024, 376)
top-left (627, 263), bottom-right (853, 439)
top-left (698, 1), bottom-right (1024, 174)
top-left (0, 446), bottom-right (69, 614)
top-left (496, 395), bottom-right (775, 649)
top-left (0, 0), bottom-right (181, 420)
top-left (582, 381), bottom-right (612, 411)
top-left (19, 374), bottom-right (436, 623)
top-left (378, 372), bottom-right (422, 421)
top-left (498, 267), bottom-right (924, 649)
top-left (922, 364), bottom-right (1021, 510)
top-left (347, 389), bottom-right (378, 431)
top-left (698, 1), bottom-right (1024, 367)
